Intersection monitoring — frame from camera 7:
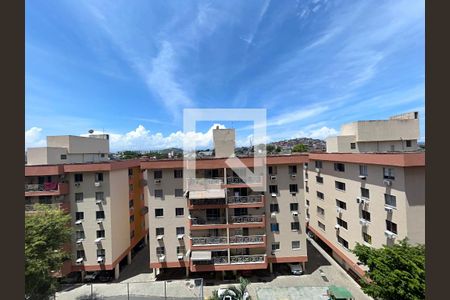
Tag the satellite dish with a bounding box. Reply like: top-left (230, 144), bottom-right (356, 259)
top-left (88, 129), bottom-right (94, 134)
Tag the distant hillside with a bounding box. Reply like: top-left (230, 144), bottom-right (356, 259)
top-left (270, 137), bottom-right (326, 152)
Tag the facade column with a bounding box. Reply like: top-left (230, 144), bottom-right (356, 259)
top-left (269, 262), bottom-right (273, 273)
top-left (155, 268), bottom-right (161, 276)
top-left (81, 270), bottom-right (86, 282)
top-left (114, 265), bottom-right (120, 280)
top-left (127, 252), bottom-right (132, 265)
top-left (302, 262), bottom-right (306, 273)
top-left (145, 234), bottom-right (149, 245)
top-left (185, 266), bottom-right (190, 277)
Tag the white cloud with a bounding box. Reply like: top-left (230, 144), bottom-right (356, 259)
top-left (82, 124), bottom-right (226, 151)
top-left (268, 106), bottom-right (329, 127)
top-left (25, 127), bottom-right (46, 148)
top-left (295, 126), bottom-right (338, 140)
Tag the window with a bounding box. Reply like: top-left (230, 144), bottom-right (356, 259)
top-left (61, 154), bottom-right (67, 160)
top-left (334, 163), bottom-right (345, 172)
top-left (156, 227), bottom-right (164, 236)
top-left (96, 211), bottom-right (105, 220)
top-left (76, 250), bottom-right (85, 259)
top-left (336, 199), bottom-right (346, 210)
top-left (306, 200), bottom-right (310, 206)
top-left (361, 210), bottom-right (371, 222)
top-left (155, 189), bottom-right (163, 198)
top-left (289, 184), bottom-right (298, 193)
top-left (361, 188), bottom-right (370, 199)
top-left (95, 173), bottom-right (103, 182)
top-left (305, 172), bottom-right (308, 179)
top-left (128, 168), bottom-right (133, 176)
top-left (75, 193), bottom-right (84, 202)
top-left (292, 241), bottom-right (301, 249)
top-left (290, 203), bottom-right (299, 211)
top-left (97, 230), bottom-right (105, 238)
top-left (268, 166), bottom-right (277, 175)
top-left (175, 189), bottom-right (184, 197)
top-left (386, 220), bottom-right (398, 234)
top-left (156, 247), bottom-right (165, 255)
top-left (101, 153), bottom-right (105, 158)
top-left (129, 184), bottom-right (134, 192)
top-left (176, 227), bottom-right (185, 235)
top-left (154, 170), bottom-right (162, 179)
top-left (75, 230), bottom-right (85, 239)
top-left (271, 242), bottom-right (280, 251)
top-left (337, 236), bottom-right (349, 249)
top-left (155, 208), bottom-right (164, 217)
top-left (289, 165), bottom-right (297, 174)
top-left (383, 167), bottom-right (395, 180)
top-left (129, 200), bottom-right (134, 208)
top-left (335, 181), bottom-right (346, 191)
top-left (95, 192), bottom-right (104, 201)
top-left (316, 176), bottom-right (323, 184)
top-left (130, 215), bottom-right (135, 223)
top-left (315, 160), bottom-right (323, 169)
top-left (317, 206), bottom-right (325, 217)
top-left (359, 165), bottom-right (368, 177)
top-left (174, 169), bottom-right (183, 178)
top-left (305, 186), bottom-right (309, 193)
top-left (130, 230), bottom-right (135, 239)
top-left (317, 191), bottom-right (324, 200)
top-left (385, 194), bottom-right (397, 208)
top-left (336, 218), bottom-right (348, 229)
top-left (270, 223), bottom-right (280, 232)
top-left (74, 174), bottom-right (83, 182)
top-left (363, 232), bottom-right (372, 244)
top-left (177, 246), bottom-right (186, 255)
top-left (75, 212), bottom-right (84, 220)
top-left (291, 222), bottom-right (300, 231)
top-left (234, 208), bottom-right (247, 216)
top-left (406, 140), bottom-right (412, 147)
top-left (270, 203), bottom-right (279, 213)
top-left (350, 143), bottom-right (356, 149)
top-left (175, 208), bottom-right (184, 216)
top-left (269, 185), bottom-right (278, 195)
top-left (97, 249), bottom-right (105, 258)
top-left (318, 221), bottom-right (326, 231)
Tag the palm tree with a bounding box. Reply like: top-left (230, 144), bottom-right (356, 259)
top-left (208, 277), bottom-right (250, 300)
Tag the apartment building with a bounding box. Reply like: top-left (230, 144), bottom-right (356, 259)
top-left (141, 129), bottom-right (309, 278)
top-left (305, 152), bottom-right (425, 278)
top-left (25, 136), bottom-right (149, 280)
top-left (326, 111), bottom-right (420, 153)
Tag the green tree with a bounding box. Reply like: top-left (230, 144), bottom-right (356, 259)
top-left (275, 146), bottom-right (281, 153)
top-left (292, 143), bottom-right (308, 153)
top-left (353, 239), bottom-right (425, 300)
top-left (266, 144), bottom-right (275, 154)
top-left (208, 277), bottom-right (251, 300)
top-left (25, 204), bottom-right (72, 300)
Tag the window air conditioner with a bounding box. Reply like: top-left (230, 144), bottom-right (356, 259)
top-left (94, 237), bottom-right (104, 244)
top-left (385, 206), bottom-right (393, 212)
top-left (270, 212), bottom-right (277, 218)
top-left (292, 211), bottom-right (299, 216)
top-left (270, 175), bottom-right (277, 180)
top-left (383, 179), bottom-right (392, 186)
top-left (75, 183), bottom-right (81, 187)
top-left (315, 168), bottom-right (320, 173)
top-left (358, 175), bottom-right (367, 179)
top-left (177, 254), bottom-right (184, 260)
top-left (75, 220), bottom-right (83, 225)
top-left (154, 179), bottom-right (161, 184)
top-left (336, 207), bottom-right (342, 213)
top-left (94, 182), bottom-right (101, 187)
top-left (177, 234), bottom-right (184, 240)
top-left (156, 235), bottom-right (164, 240)
top-left (95, 199), bottom-right (103, 204)
top-left (97, 257), bottom-right (104, 263)
top-left (384, 230), bottom-right (397, 239)
top-left (359, 219), bottom-right (369, 226)
top-left (334, 224), bottom-right (340, 230)
top-left (158, 255), bottom-right (166, 262)
top-left (76, 238), bottom-right (84, 244)
top-left (76, 257), bottom-right (84, 264)
top-left (356, 197), bottom-right (361, 204)
top-left (271, 193), bottom-right (277, 197)
top-left (305, 217), bottom-right (310, 222)
top-left (96, 219), bottom-right (104, 224)
top-left (291, 174), bottom-right (297, 178)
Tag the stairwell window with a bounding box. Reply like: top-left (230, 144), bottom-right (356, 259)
top-left (316, 176), bottom-right (323, 184)
top-left (176, 227), bottom-right (185, 235)
top-left (154, 170), bottom-right (163, 179)
top-left (156, 247), bottom-right (165, 256)
top-left (386, 220), bottom-right (398, 234)
top-left (155, 208), bottom-right (164, 218)
top-left (174, 169), bottom-right (183, 178)
top-left (335, 181), bottom-right (346, 191)
top-left (318, 221), bottom-right (326, 231)
top-left (361, 210), bottom-right (371, 222)
top-left (292, 241), bottom-right (301, 250)
top-left (337, 236), bottom-right (349, 249)
top-left (361, 188), bottom-right (370, 199)
top-left (156, 227), bottom-right (164, 236)
top-left (97, 249), bottom-right (105, 258)
top-left (95, 173), bottom-right (103, 182)
top-left (289, 165), bottom-right (297, 174)
top-left (317, 191), bottom-right (324, 200)
top-left (74, 174), bottom-right (83, 182)
top-left (363, 232), bottom-right (372, 244)
top-left (336, 217), bottom-right (348, 230)
top-left (383, 168), bottom-right (395, 180)
top-left (96, 230), bottom-right (105, 238)
top-left (291, 222), bottom-right (300, 231)
top-left (96, 211), bottom-right (105, 220)
top-left (336, 199), bottom-right (346, 210)
top-left (334, 163), bottom-right (345, 172)
top-left (270, 203), bottom-right (279, 213)
top-left (290, 203), bottom-right (299, 211)
top-left (384, 194), bottom-right (397, 208)
top-left (271, 242), bottom-right (280, 251)
top-left (289, 184), bottom-right (298, 194)
top-left (75, 193), bottom-right (84, 202)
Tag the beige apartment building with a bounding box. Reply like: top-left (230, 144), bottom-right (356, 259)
top-left (326, 111), bottom-right (420, 153)
top-left (305, 152), bottom-right (425, 278)
top-left (141, 129), bottom-right (309, 277)
top-left (25, 136), bottom-right (148, 280)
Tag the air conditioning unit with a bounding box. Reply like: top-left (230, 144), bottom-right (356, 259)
top-left (315, 168), bottom-right (320, 173)
top-left (75, 220), bottom-right (83, 225)
top-left (158, 255), bottom-right (166, 262)
top-left (334, 224), bottom-right (340, 230)
top-left (304, 179), bottom-right (308, 182)
top-left (94, 237), bottom-right (104, 244)
top-left (356, 197), bottom-right (361, 204)
top-left (358, 175), bottom-right (367, 179)
top-left (271, 212), bottom-right (277, 218)
top-left (271, 193), bottom-right (277, 197)
top-left (76, 238), bottom-right (84, 244)
top-left (95, 199), bottom-right (103, 204)
top-left (76, 257), bottom-right (84, 264)
top-left (385, 206), bottom-right (393, 212)
top-left (156, 235), bottom-right (164, 240)
top-left (359, 219), bottom-right (369, 226)
top-left (97, 257), bottom-right (104, 263)
top-left (384, 230), bottom-right (397, 239)
top-left (383, 179), bottom-right (392, 186)
top-left (305, 217), bottom-right (310, 222)
top-left (177, 234), bottom-right (184, 240)
top-left (305, 204), bottom-right (309, 208)
top-left (303, 165), bottom-right (308, 170)
top-left (270, 175), bottom-right (277, 180)
top-left (75, 183), bottom-right (81, 187)
top-left (336, 207), bottom-right (342, 214)
top-left (177, 254), bottom-right (184, 260)
top-left (292, 211), bottom-right (299, 216)
top-left (96, 219), bottom-right (104, 224)
top-left (154, 179), bottom-right (161, 184)
top-left (291, 174), bottom-right (297, 179)
top-left (271, 251), bottom-right (277, 255)
top-left (94, 182), bottom-right (102, 187)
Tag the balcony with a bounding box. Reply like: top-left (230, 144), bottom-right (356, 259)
top-left (225, 176), bottom-right (263, 187)
top-left (229, 215), bottom-right (265, 228)
top-left (190, 235), bottom-right (266, 250)
top-left (226, 195), bottom-right (264, 208)
top-left (191, 236), bottom-right (228, 250)
top-left (190, 254), bottom-right (267, 272)
top-left (188, 198), bottom-right (227, 209)
top-left (190, 217), bottom-right (228, 230)
top-left (24, 182), bottom-right (69, 197)
top-left (186, 178), bottom-right (223, 191)
top-left (229, 235), bottom-right (265, 245)
top-left (25, 202), bottom-right (70, 213)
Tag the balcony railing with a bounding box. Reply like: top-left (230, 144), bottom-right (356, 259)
top-left (191, 236), bottom-right (228, 246)
top-left (230, 215), bottom-right (264, 224)
top-left (186, 178), bottom-right (223, 186)
top-left (25, 182), bottom-right (68, 195)
top-left (191, 217), bottom-right (227, 226)
top-left (230, 255), bottom-right (265, 264)
top-left (212, 256), bottom-right (229, 264)
top-left (25, 203), bottom-right (63, 212)
top-left (226, 176), bottom-right (263, 185)
top-left (227, 195), bottom-right (263, 205)
top-left (190, 199), bottom-right (226, 206)
top-left (229, 235), bottom-right (264, 244)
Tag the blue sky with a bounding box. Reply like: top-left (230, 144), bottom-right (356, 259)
top-left (25, 0), bottom-right (425, 151)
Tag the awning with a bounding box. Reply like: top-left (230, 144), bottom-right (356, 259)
top-left (189, 189), bottom-right (225, 199)
top-left (191, 251), bottom-right (212, 261)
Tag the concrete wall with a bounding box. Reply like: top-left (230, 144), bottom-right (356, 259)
top-left (355, 119), bottom-right (419, 142)
top-left (213, 129), bottom-right (236, 158)
top-left (404, 167), bottom-right (425, 244)
top-left (47, 135), bottom-right (109, 154)
top-left (326, 136), bottom-right (356, 153)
